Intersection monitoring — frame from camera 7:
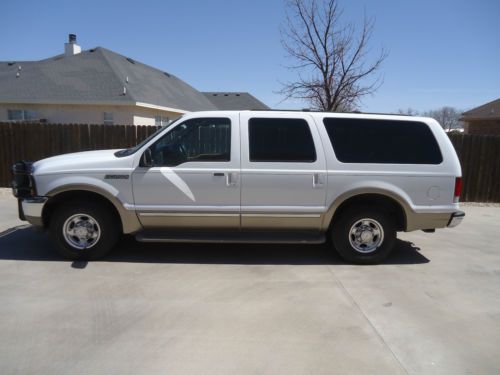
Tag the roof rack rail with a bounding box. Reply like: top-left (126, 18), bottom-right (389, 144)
top-left (248, 109), bottom-right (411, 116)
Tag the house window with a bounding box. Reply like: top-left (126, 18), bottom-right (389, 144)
top-left (103, 112), bottom-right (114, 125)
top-left (7, 109), bottom-right (37, 121)
top-left (155, 115), bottom-right (171, 127)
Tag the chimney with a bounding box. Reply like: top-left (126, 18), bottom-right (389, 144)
top-left (64, 33), bottom-right (81, 56)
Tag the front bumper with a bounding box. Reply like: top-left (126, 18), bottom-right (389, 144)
top-left (447, 210), bottom-right (465, 228)
top-left (18, 197), bottom-right (47, 227)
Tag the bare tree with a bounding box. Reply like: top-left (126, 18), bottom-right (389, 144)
top-left (279, 0), bottom-right (387, 111)
top-left (423, 107), bottom-right (462, 131)
top-left (397, 108), bottom-right (420, 116)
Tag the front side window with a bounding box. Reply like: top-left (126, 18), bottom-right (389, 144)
top-left (323, 118), bottom-right (443, 164)
top-left (248, 118), bottom-right (316, 162)
top-left (7, 109), bottom-right (37, 121)
top-left (150, 117), bottom-right (231, 167)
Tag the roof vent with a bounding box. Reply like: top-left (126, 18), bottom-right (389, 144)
top-left (7, 62), bottom-right (15, 66)
top-left (236, 93), bottom-right (240, 96)
top-left (224, 94), bottom-right (229, 96)
top-left (69, 34), bottom-right (77, 43)
top-left (163, 72), bottom-right (171, 77)
top-left (126, 57), bottom-right (135, 64)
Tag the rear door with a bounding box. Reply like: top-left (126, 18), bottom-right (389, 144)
top-left (240, 112), bottom-right (327, 230)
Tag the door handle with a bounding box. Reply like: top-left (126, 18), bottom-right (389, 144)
top-left (226, 172), bottom-right (238, 187)
top-left (313, 173), bottom-right (324, 188)
top-left (213, 172), bottom-right (225, 177)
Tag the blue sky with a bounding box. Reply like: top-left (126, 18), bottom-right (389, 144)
top-left (1, 0), bottom-right (498, 112)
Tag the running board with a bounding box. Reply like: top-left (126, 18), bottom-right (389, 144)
top-left (135, 230), bottom-right (326, 244)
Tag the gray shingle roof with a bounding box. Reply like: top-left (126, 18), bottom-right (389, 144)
top-left (203, 92), bottom-right (270, 110)
top-left (0, 47), bottom-right (217, 111)
top-left (462, 98), bottom-right (500, 120)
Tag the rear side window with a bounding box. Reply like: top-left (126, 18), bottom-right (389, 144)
top-left (249, 118), bottom-right (316, 162)
top-left (323, 118), bottom-right (443, 164)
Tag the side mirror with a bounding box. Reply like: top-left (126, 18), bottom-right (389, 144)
top-left (142, 148), bottom-right (153, 167)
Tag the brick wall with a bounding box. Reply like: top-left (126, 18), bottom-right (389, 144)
top-left (464, 120), bottom-right (500, 135)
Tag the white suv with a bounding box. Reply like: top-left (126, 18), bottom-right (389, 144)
top-left (12, 110), bottom-right (464, 264)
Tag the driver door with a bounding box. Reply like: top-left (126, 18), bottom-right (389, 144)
top-left (132, 114), bottom-right (240, 229)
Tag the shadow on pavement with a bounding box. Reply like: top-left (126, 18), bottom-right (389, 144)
top-left (0, 226), bottom-right (429, 265)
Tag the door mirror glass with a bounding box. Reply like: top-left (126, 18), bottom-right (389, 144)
top-left (142, 148), bottom-right (153, 167)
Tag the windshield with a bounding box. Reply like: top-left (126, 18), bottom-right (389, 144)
top-left (114, 117), bottom-right (183, 157)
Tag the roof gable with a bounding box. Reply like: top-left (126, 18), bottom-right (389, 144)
top-left (462, 98), bottom-right (500, 120)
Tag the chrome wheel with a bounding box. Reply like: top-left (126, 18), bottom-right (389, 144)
top-left (349, 218), bottom-right (384, 254)
top-left (62, 214), bottom-right (101, 250)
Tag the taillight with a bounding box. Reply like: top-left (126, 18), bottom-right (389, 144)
top-left (454, 177), bottom-right (462, 203)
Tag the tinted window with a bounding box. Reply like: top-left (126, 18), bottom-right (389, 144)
top-left (249, 118), bottom-right (316, 162)
top-left (323, 118), bottom-right (443, 164)
top-left (151, 117), bottom-right (231, 167)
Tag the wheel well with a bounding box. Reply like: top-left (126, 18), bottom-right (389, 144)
top-left (331, 194), bottom-right (406, 231)
top-left (42, 190), bottom-right (123, 231)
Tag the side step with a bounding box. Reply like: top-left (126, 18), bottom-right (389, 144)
top-left (135, 230), bottom-right (326, 244)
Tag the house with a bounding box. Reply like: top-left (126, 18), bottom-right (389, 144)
top-left (461, 98), bottom-right (500, 135)
top-left (0, 34), bottom-right (269, 125)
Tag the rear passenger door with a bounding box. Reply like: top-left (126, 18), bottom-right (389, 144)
top-left (240, 113), bottom-right (327, 230)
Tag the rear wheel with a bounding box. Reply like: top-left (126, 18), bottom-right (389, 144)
top-left (49, 201), bottom-right (120, 260)
top-left (331, 208), bottom-right (396, 264)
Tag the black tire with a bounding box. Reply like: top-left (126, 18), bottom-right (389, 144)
top-left (49, 200), bottom-right (120, 260)
top-left (331, 207), bottom-right (396, 264)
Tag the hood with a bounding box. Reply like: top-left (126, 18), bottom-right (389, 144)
top-left (33, 149), bottom-right (134, 175)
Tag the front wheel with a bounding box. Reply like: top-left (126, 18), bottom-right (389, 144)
top-left (331, 208), bottom-right (396, 264)
top-left (49, 201), bottom-right (120, 260)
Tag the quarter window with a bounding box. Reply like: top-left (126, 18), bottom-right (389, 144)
top-left (323, 118), bottom-right (443, 164)
top-left (248, 118), bottom-right (316, 162)
top-left (150, 117), bottom-right (231, 167)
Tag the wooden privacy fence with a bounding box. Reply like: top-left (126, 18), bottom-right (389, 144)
top-left (448, 133), bottom-right (500, 202)
top-left (0, 122), bottom-right (500, 202)
top-left (0, 122), bottom-right (159, 188)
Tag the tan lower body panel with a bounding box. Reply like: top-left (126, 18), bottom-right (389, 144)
top-left (406, 212), bottom-right (451, 231)
top-left (137, 212), bottom-right (239, 229)
top-left (241, 213), bottom-right (322, 230)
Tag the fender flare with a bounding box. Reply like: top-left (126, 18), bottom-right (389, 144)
top-left (321, 186), bottom-right (413, 231)
top-left (45, 183), bottom-right (142, 234)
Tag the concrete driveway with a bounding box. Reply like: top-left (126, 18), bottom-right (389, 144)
top-left (0, 192), bottom-right (499, 375)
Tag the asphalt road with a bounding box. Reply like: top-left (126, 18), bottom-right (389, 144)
top-left (0, 193), bottom-right (499, 375)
